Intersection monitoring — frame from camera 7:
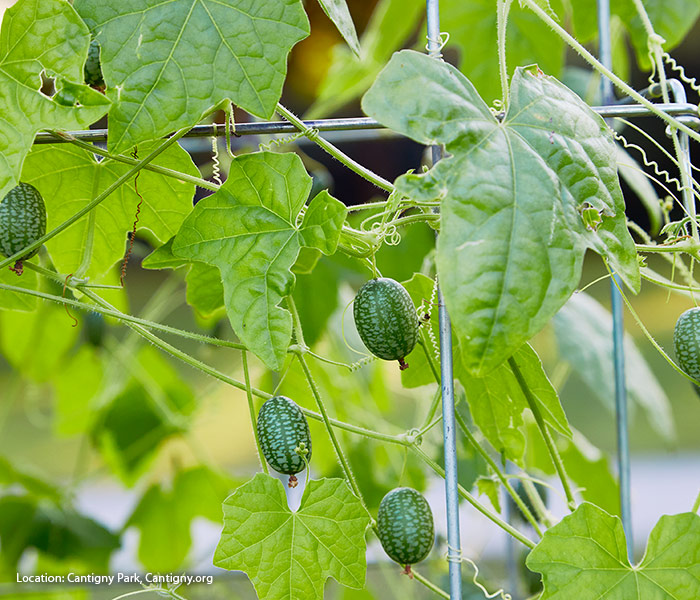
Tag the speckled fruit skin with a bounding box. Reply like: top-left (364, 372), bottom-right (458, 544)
top-left (353, 278), bottom-right (419, 363)
top-left (0, 183), bottom-right (46, 261)
top-left (674, 307), bottom-right (700, 396)
top-left (257, 396), bottom-right (311, 475)
top-left (84, 39), bottom-right (105, 88)
top-left (377, 487), bottom-right (434, 566)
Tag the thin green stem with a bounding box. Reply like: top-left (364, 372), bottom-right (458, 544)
top-left (242, 351), bottom-right (268, 474)
top-left (419, 334), bottom-right (441, 387)
top-left (50, 130), bottom-right (221, 192)
top-left (454, 411), bottom-right (543, 537)
top-left (520, 0), bottom-right (700, 145)
top-left (75, 171), bottom-right (101, 278)
top-left (419, 387), bottom-right (442, 431)
top-left (497, 0), bottom-right (513, 105)
top-left (295, 349), bottom-right (363, 500)
top-left (412, 568), bottom-right (450, 599)
top-left (411, 445), bottom-right (536, 549)
top-left (521, 478), bottom-right (554, 528)
top-left (508, 356), bottom-right (576, 510)
top-left (276, 103), bottom-right (394, 193)
top-left (0, 121), bottom-right (202, 272)
top-left (692, 489), bottom-right (700, 514)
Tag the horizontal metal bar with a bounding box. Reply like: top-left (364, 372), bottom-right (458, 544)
top-left (32, 103), bottom-right (700, 145)
top-left (33, 117), bottom-right (383, 145)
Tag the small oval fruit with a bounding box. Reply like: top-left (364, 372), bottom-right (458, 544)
top-left (674, 307), bottom-right (700, 396)
top-left (353, 278), bottom-right (419, 370)
top-left (377, 487), bottom-right (434, 571)
top-left (257, 396), bottom-right (311, 487)
top-left (84, 39), bottom-right (105, 89)
top-left (0, 182), bottom-right (47, 275)
top-left (84, 312), bottom-right (106, 347)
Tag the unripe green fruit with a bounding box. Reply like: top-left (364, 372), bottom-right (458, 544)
top-left (674, 307), bottom-right (700, 397)
top-left (0, 183), bottom-right (47, 275)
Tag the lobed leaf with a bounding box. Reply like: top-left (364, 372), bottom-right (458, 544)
top-left (172, 152), bottom-right (347, 370)
top-left (214, 473), bottom-right (370, 600)
top-left (74, 0), bottom-right (309, 152)
top-left (363, 50), bottom-right (640, 375)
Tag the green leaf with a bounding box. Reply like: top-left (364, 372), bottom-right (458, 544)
top-left (74, 0), bottom-right (309, 152)
top-left (615, 144), bottom-right (662, 235)
top-left (317, 0), bottom-right (360, 56)
top-left (91, 346), bottom-right (195, 484)
top-left (553, 291), bottom-right (674, 440)
top-left (476, 477), bottom-right (501, 513)
top-left (21, 143), bottom-right (197, 281)
top-left (0, 457), bottom-right (60, 501)
top-left (0, 301), bottom-right (80, 382)
top-left (0, 266), bottom-right (39, 312)
top-left (293, 256), bottom-right (340, 347)
top-left (455, 344), bottom-right (570, 464)
top-left (214, 473), bottom-right (370, 600)
top-left (0, 495), bottom-right (119, 571)
top-left (127, 466), bottom-right (235, 572)
top-left (527, 503), bottom-right (700, 599)
top-left (172, 152), bottom-right (347, 370)
top-left (52, 346), bottom-right (104, 437)
top-left (0, 0), bottom-right (110, 199)
top-left (362, 51), bottom-right (640, 375)
top-left (185, 262), bottom-right (225, 318)
top-left (308, 0), bottom-right (424, 117)
top-left (441, 0), bottom-right (565, 104)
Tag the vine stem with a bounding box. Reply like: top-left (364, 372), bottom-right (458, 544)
top-left (242, 350), bottom-right (268, 474)
top-left (521, 478), bottom-right (554, 528)
top-left (454, 411), bottom-right (543, 537)
top-left (411, 445), bottom-right (536, 549)
top-left (50, 130), bottom-right (220, 192)
top-left (275, 103), bottom-right (395, 193)
top-left (692, 489), bottom-right (700, 514)
top-left (520, 0), bottom-right (700, 145)
top-left (0, 115), bottom-right (212, 273)
top-left (496, 0), bottom-right (513, 105)
top-left (412, 568), bottom-right (450, 599)
top-left (508, 357), bottom-right (576, 510)
top-left (287, 297), bottom-right (363, 501)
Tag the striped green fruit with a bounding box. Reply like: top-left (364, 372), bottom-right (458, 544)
top-left (674, 307), bottom-right (700, 396)
top-left (84, 39), bottom-right (105, 89)
top-left (377, 487), bottom-right (434, 568)
top-left (257, 396), bottom-right (311, 485)
top-left (353, 278), bottom-right (419, 370)
top-left (0, 183), bottom-right (47, 274)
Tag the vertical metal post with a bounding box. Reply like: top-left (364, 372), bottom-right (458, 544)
top-left (426, 1), bottom-right (463, 598)
top-left (597, 0), bottom-right (633, 558)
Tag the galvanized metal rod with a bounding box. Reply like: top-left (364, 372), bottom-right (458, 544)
top-left (597, 0), bottom-right (633, 559)
top-left (426, 0), bottom-right (463, 598)
top-left (31, 105), bottom-right (700, 145)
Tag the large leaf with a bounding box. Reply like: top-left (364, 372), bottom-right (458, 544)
top-left (0, 266), bottom-right (39, 312)
top-left (172, 152), bottom-right (347, 370)
top-left (527, 503), bottom-right (700, 599)
top-left (362, 51), bottom-right (640, 375)
top-left (308, 0), bottom-right (424, 118)
top-left (442, 0), bottom-right (565, 104)
top-left (127, 466), bottom-right (235, 572)
top-left (21, 143), bottom-right (197, 280)
top-left (0, 0), bottom-right (110, 199)
top-left (214, 473), bottom-right (370, 600)
top-left (553, 291), bottom-right (674, 440)
top-left (456, 344), bottom-right (571, 465)
top-left (74, 0), bottom-right (309, 152)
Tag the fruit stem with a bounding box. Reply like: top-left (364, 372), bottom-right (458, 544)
top-left (242, 350), bottom-right (268, 475)
top-left (411, 445), bottom-right (536, 549)
top-left (276, 103), bottom-right (395, 193)
top-left (508, 356), bottom-right (576, 511)
top-left (454, 410), bottom-right (544, 537)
